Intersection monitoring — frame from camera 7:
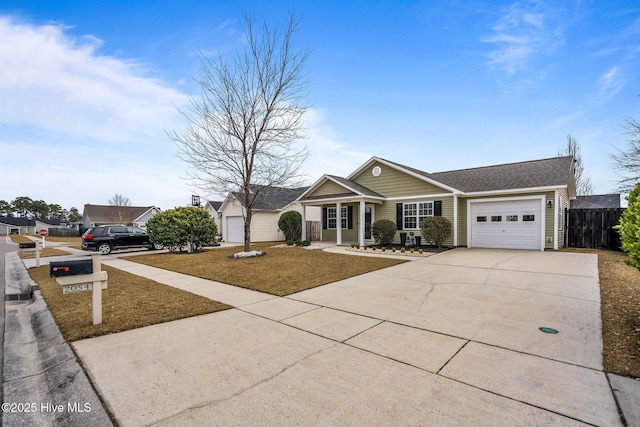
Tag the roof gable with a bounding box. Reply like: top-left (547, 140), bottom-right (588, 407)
top-left (299, 175), bottom-right (384, 201)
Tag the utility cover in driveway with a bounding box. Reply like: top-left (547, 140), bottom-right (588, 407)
top-left (470, 199), bottom-right (543, 250)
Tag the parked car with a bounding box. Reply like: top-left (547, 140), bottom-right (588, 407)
top-left (81, 225), bottom-right (163, 255)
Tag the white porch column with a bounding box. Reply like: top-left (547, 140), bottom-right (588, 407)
top-left (301, 204), bottom-right (307, 241)
top-left (336, 202), bottom-right (342, 245)
top-left (359, 200), bottom-right (366, 246)
top-left (453, 195), bottom-right (458, 247)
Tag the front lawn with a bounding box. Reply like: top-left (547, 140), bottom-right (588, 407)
top-left (29, 265), bottom-right (231, 342)
top-left (125, 242), bottom-right (408, 296)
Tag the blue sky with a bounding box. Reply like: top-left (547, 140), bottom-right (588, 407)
top-left (1, 1), bottom-right (639, 211)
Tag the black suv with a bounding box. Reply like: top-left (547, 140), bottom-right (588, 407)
top-left (82, 225), bottom-right (162, 255)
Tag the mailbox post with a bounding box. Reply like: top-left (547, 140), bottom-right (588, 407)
top-left (19, 242), bottom-right (42, 267)
top-left (51, 253), bottom-right (108, 325)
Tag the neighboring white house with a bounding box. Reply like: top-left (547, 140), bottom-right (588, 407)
top-left (219, 186), bottom-right (321, 243)
top-left (83, 204), bottom-right (161, 228)
top-left (203, 200), bottom-right (224, 236)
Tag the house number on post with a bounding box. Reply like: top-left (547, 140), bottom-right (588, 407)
top-left (51, 252), bottom-right (108, 325)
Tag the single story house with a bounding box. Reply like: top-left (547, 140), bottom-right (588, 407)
top-left (298, 156), bottom-right (576, 251)
top-left (83, 204), bottom-right (161, 229)
top-left (203, 200), bottom-right (224, 235)
top-left (219, 186), bottom-right (321, 243)
top-left (570, 194), bottom-right (621, 209)
top-left (0, 217), bottom-right (36, 235)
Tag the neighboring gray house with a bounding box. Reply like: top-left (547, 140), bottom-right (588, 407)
top-left (219, 186), bottom-right (321, 243)
top-left (570, 194), bottom-right (621, 209)
top-left (83, 204), bottom-right (161, 228)
top-left (0, 217), bottom-right (36, 235)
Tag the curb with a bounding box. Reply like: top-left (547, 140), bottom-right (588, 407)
top-left (3, 256), bottom-right (112, 426)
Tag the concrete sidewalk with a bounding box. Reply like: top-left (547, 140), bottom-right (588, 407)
top-left (68, 248), bottom-right (631, 426)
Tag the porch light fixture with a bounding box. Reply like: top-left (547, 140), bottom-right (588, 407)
top-left (547, 200), bottom-right (553, 209)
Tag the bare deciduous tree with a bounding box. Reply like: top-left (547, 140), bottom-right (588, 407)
top-left (611, 117), bottom-right (640, 193)
top-left (108, 194), bottom-right (132, 207)
top-left (168, 12), bottom-right (310, 253)
top-left (559, 134), bottom-right (593, 196)
top-left (108, 193), bottom-right (132, 225)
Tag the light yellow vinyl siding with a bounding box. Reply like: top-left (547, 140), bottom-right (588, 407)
top-left (353, 162), bottom-right (451, 197)
top-left (457, 199), bottom-right (467, 246)
top-left (543, 191), bottom-right (555, 250)
top-left (307, 180), bottom-right (355, 198)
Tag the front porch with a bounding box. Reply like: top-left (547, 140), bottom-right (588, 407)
top-left (301, 199), bottom-right (382, 246)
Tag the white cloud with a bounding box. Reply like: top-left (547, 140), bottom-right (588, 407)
top-left (0, 15), bottom-right (193, 210)
top-left (0, 16), bottom-right (188, 143)
top-left (302, 108), bottom-right (372, 183)
top-left (597, 66), bottom-right (624, 101)
top-left (483, 1), bottom-right (565, 75)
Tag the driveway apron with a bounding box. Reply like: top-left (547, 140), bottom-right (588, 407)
top-left (72, 248), bottom-right (621, 426)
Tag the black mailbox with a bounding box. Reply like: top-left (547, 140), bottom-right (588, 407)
top-left (50, 260), bottom-right (93, 277)
top-left (19, 242), bottom-right (36, 249)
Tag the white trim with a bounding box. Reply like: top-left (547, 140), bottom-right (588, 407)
top-left (553, 191), bottom-right (559, 250)
top-left (466, 195), bottom-right (545, 251)
top-left (386, 193), bottom-right (453, 201)
top-left (300, 195), bottom-right (385, 205)
top-left (463, 186), bottom-right (566, 197)
top-left (453, 195), bottom-right (458, 246)
top-left (359, 200), bottom-right (365, 246)
top-left (336, 202), bottom-right (342, 245)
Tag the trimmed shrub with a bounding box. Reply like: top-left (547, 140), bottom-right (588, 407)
top-left (420, 216), bottom-right (453, 248)
top-left (371, 219), bottom-right (397, 246)
top-left (146, 206), bottom-right (217, 253)
top-left (278, 211), bottom-right (302, 243)
top-left (620, 183), bottom-right (640, 269)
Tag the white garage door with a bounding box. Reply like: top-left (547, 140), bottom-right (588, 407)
top-left (226, 216), bottom-right (244, 243)
top-left (470, 199), bottom-right (542, 250)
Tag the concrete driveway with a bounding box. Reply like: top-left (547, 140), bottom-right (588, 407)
top-left (73, 248), bottom-right (620, 426)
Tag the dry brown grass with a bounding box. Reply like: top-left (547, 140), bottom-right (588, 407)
top-left (563, 248), bottom-right (640, 378)
top-left (19, 247), bottom-right (71, 259)
top-left (9, 235), bottom-right (32, 244)
top-left (126, 242), bottom-right (408, 296)
top-left (29, 264), bottom-right (231, 342)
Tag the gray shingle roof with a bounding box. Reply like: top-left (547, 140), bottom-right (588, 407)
top-left (570, 194), bottom-right (621, 209)
top-left (384, 156), bottom-right (574, 193)
top-left (233, 186), bottom-right (309, 211)
top-left (83, 205), bottom-right (154, 225)
top-left (207, 201), bottom-right (223, 211)
top-left (0, 217), bottom-right (35, 226)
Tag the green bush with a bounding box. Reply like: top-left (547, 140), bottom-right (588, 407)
top-left (420, 216), bottom-right (452, 248)
top-left (278, 211), bottom-right (302, 243)
top-left (146, 207), bottom-right (217, 253)
top-left (371, 219), bottom-right (396, 245)
top-left (620, 183), bottom-right (640, 269)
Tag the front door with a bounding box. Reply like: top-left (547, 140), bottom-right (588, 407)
top-left (365, 207), bottom-right (372, 239)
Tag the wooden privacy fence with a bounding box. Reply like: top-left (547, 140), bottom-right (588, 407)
top-left (306, 221), bottom-right (321, 241)
top-left (47, 228), bottom-right (82, 238)
top-left (565, 208), bottom-right (625, 250)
